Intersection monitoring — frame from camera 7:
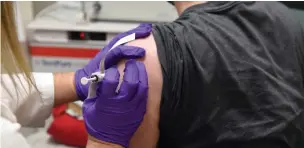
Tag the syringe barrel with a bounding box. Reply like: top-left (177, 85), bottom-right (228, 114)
top-left (91, 72), bottom-right (105, 83)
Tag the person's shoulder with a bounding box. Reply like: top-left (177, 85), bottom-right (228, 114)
top-left (123, 33), bottom-right (163, 148)
top-left (261, 2), bottom-right (302, 28)
top-left (127, 33), bottom-right (157, 54)
top-left (126, 33), bottom-right (163, 88)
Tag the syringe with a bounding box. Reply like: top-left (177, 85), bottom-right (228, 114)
top-left (81, 33), bottom-right (136, 86)
top-left (81, 72), bottom-right (105, 85)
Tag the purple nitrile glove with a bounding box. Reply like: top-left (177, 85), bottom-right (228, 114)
top-left (75, 23), bottom-right (152, 101)
top-left (83, 59), bottom-right (148, 147)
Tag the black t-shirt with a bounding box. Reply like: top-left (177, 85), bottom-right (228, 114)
top-left (152, 2), bottom-right (304, 148)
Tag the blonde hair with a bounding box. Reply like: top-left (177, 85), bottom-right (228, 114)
top-left (1, 1), bottom-right (36, 95)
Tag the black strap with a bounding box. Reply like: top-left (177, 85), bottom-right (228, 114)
top-left (167, 1), bottom-right (174, 6)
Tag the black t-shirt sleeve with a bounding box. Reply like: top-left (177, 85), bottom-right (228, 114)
top-left (152, 21), bottom-right (222, 147)
top-left (290, 13), bottom-right (304, 85)
top-left (152, 2), bottom-right (304, 148)
top-left (299, 26), bottom-right (304, 83)
top-left (152, 23), bottom-right (189, 122)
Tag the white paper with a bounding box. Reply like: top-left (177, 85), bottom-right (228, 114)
top-left (110, 33), bottom-right (136, 51)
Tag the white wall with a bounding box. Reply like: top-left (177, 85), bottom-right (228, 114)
top-left (15, 1), bottom-right (34, 42)
top-left (32, 1), bottom-right (55, 16)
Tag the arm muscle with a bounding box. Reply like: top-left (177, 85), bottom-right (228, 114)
top-left (117, 34), bottom-right (163, 148)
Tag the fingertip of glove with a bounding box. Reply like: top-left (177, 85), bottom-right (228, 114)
top-left (135, 62), bottom-right (148, 86)
top-left (125, 59), bottom-right (137, 67)
top-left (136, 23), bottom-right (152, 38)
top-left (122, 46), bottom-right (146, 56)
top-left (104, 66), bottom-right (120, 81)
top-left (124, 60), bottom-right (139, 82)
top-left (139, 23), bottom-right (152, 28)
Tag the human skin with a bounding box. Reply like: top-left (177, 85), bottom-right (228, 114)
top-left (83, 33), bottom-right (163, 148)
top-left (54, 2), bottom-right (204, 147)
top-left (125, 34), bottom-right (163, 148)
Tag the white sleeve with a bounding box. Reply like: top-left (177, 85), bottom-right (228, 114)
top-left (0, 73), bottom-right (54, 127)
top-left (0, 117), bottom-right (31, 148)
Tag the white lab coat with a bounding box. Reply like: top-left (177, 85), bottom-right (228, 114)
top-left (0, 73), bottom-right (54, 148)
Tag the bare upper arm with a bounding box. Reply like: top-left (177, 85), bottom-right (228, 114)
top-left (116, 33), bottom-right (163, 148)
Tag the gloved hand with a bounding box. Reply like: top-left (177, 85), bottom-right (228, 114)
top-left (75, 23), bottom-right (152, 101)
top-left (83, 59), bottom-right (148, 147)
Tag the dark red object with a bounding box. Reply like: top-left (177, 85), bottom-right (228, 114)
top-left (30, 46), bottom-right (99, 58)
top-left (47, 104), bottom-right (87, 147)
top-left (80, 32), bottom-right (85, 39)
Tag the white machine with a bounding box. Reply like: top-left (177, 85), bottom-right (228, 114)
top-left (27, 1), bottom-right (177, 72)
